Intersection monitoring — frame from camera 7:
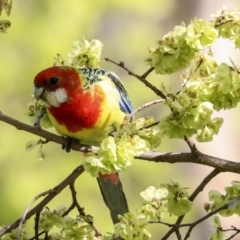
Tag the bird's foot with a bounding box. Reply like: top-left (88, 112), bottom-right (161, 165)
top-left (62, 136), bottom-right (73, 152)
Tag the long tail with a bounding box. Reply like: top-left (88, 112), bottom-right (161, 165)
top-left (97, 173), bottom-right (129, 224)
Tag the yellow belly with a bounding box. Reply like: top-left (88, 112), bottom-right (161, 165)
top-left (48, 108), bottom-right (125, 145)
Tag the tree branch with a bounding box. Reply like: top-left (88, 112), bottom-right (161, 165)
top-left (220, 226), bottom-right (240, 240)
top-left (68, 182), bottom-right (102, 237)
top-left (0, 165), bottom-right (85, 237)
top-left (104, 58), bottom-right (166, 99)
top-left (0, 111), bottom-right (93, 153)
top-left (127, 99), bottom-right (163, 119)
top-left (136, 152), bottom-right (240, 174)
top-left (183, 197), bottom-right (240, 240)
top-left (1, 111), bottom-right (240, 174)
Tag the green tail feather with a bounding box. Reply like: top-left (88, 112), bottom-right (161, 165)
top-left (97, 175), bottom-right (129, 224)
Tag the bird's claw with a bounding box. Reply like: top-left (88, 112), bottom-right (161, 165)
top-left (62, 136), bottom-right (73, 152)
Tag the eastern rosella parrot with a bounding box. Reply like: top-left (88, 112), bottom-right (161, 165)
top-left (33, 66), bottom-right (133, 224)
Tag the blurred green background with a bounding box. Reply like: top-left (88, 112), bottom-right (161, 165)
top-left (1, 0), bottom-right (240, 239)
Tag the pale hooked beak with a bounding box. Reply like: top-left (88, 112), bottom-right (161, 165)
top-left (34, 86), bottom-right (44, 100)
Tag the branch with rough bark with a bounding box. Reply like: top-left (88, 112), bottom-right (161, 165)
top-left (0, 111), bottom-right (239, 174)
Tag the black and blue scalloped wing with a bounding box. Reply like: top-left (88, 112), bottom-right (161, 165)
top-left (107, 71), bottom-right (133, 114)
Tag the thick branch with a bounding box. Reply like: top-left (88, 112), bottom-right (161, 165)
top-left (0, 111), bottom-right (92, 152)
top-left (136, 152), bottom-right (240, 174)
top-left (1, 111), bottom-right (240, 174)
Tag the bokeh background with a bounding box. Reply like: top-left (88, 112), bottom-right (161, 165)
top-left (1, 0), bottom-right (240, 239)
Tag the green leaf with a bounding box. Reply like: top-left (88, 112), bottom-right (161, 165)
top-left (0, 19), bottom-right (11, 33)
top-left (140, 186), bottom-right (168, 202)
top-left (167, 198), bottom-right (192, 216)
top-left (36, 147), bottom-right (47, 161)
top-left (66, 38), bottom-right (103, 68)
top-left (25, 140), bottom-right (38, 152)
top-left (4, 0), bottom-right (12, 16)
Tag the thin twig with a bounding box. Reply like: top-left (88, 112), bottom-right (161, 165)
top-left (141, 67), bottom-right (155, 78)
top-left (69, 182), bottom-right (85, 216)
top-left (67, 182), bottom-right (102, 237)
top-left (105, 58), bottom-right (166, 99)
top-left (34, 212), bottom-right (40, 240)
top-left (226, 231), bottom-right (240, 240)
top-left (220, 226), bottom-right (240, 240)
top-left (44, 231), bottom-right (48, 240)
top-left (184, 136), bottom-right (196, 152)
top-left (183, 197), bottom-right (240, 240)
top-left (142, 120), bottom-right (160, 130)
top-left (62, 203), bottom-right (75, 216)
top-left (128, 99), bottom-right (163, 119)
top-left (149, 199), bottom-right (231, 226)
top-left (189, 169), bottom-right (221, 202)
top-left (29, 231), bottom-right (45, 240)
top-left (68, 182), bottom-right (102, 237)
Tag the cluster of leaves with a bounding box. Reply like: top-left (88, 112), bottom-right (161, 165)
top-left (54, 38), bottom-right (103, 68)
top-left (83, 117), bottom-right (162, 177)
top-left (145, 18), bottom-right (217, 74)
top-left (206, 181), bottom-right (240, 216)
top-left (213, 7), bottom-right (240, 47)
top-left (144, 7), bottom-right (240, 142)
top-left (206, 181), bottom-right (240, 239)
top-left (208, 216), bottom-right (228, 240)
top-left (0, 0), bottom-right (12, 33)
top-left (139, 181), bottom-right (192, 218)
top-left (27, 99), bottom-right (52, 128)
top-left (0, 205), bottom-right (98, 240)
top-left (145, 7), bottom-right (240, 74)
top-left (26, 139), bottom-right (47, 161)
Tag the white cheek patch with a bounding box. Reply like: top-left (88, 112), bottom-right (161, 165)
top-left (45, 88), bottom-right (68, 107)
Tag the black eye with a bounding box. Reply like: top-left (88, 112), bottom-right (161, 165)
top-left (49, 77), bottom-right (60, 85)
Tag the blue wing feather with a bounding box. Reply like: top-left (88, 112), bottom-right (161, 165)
top-left (107, 71), bottom-right (133, 114)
